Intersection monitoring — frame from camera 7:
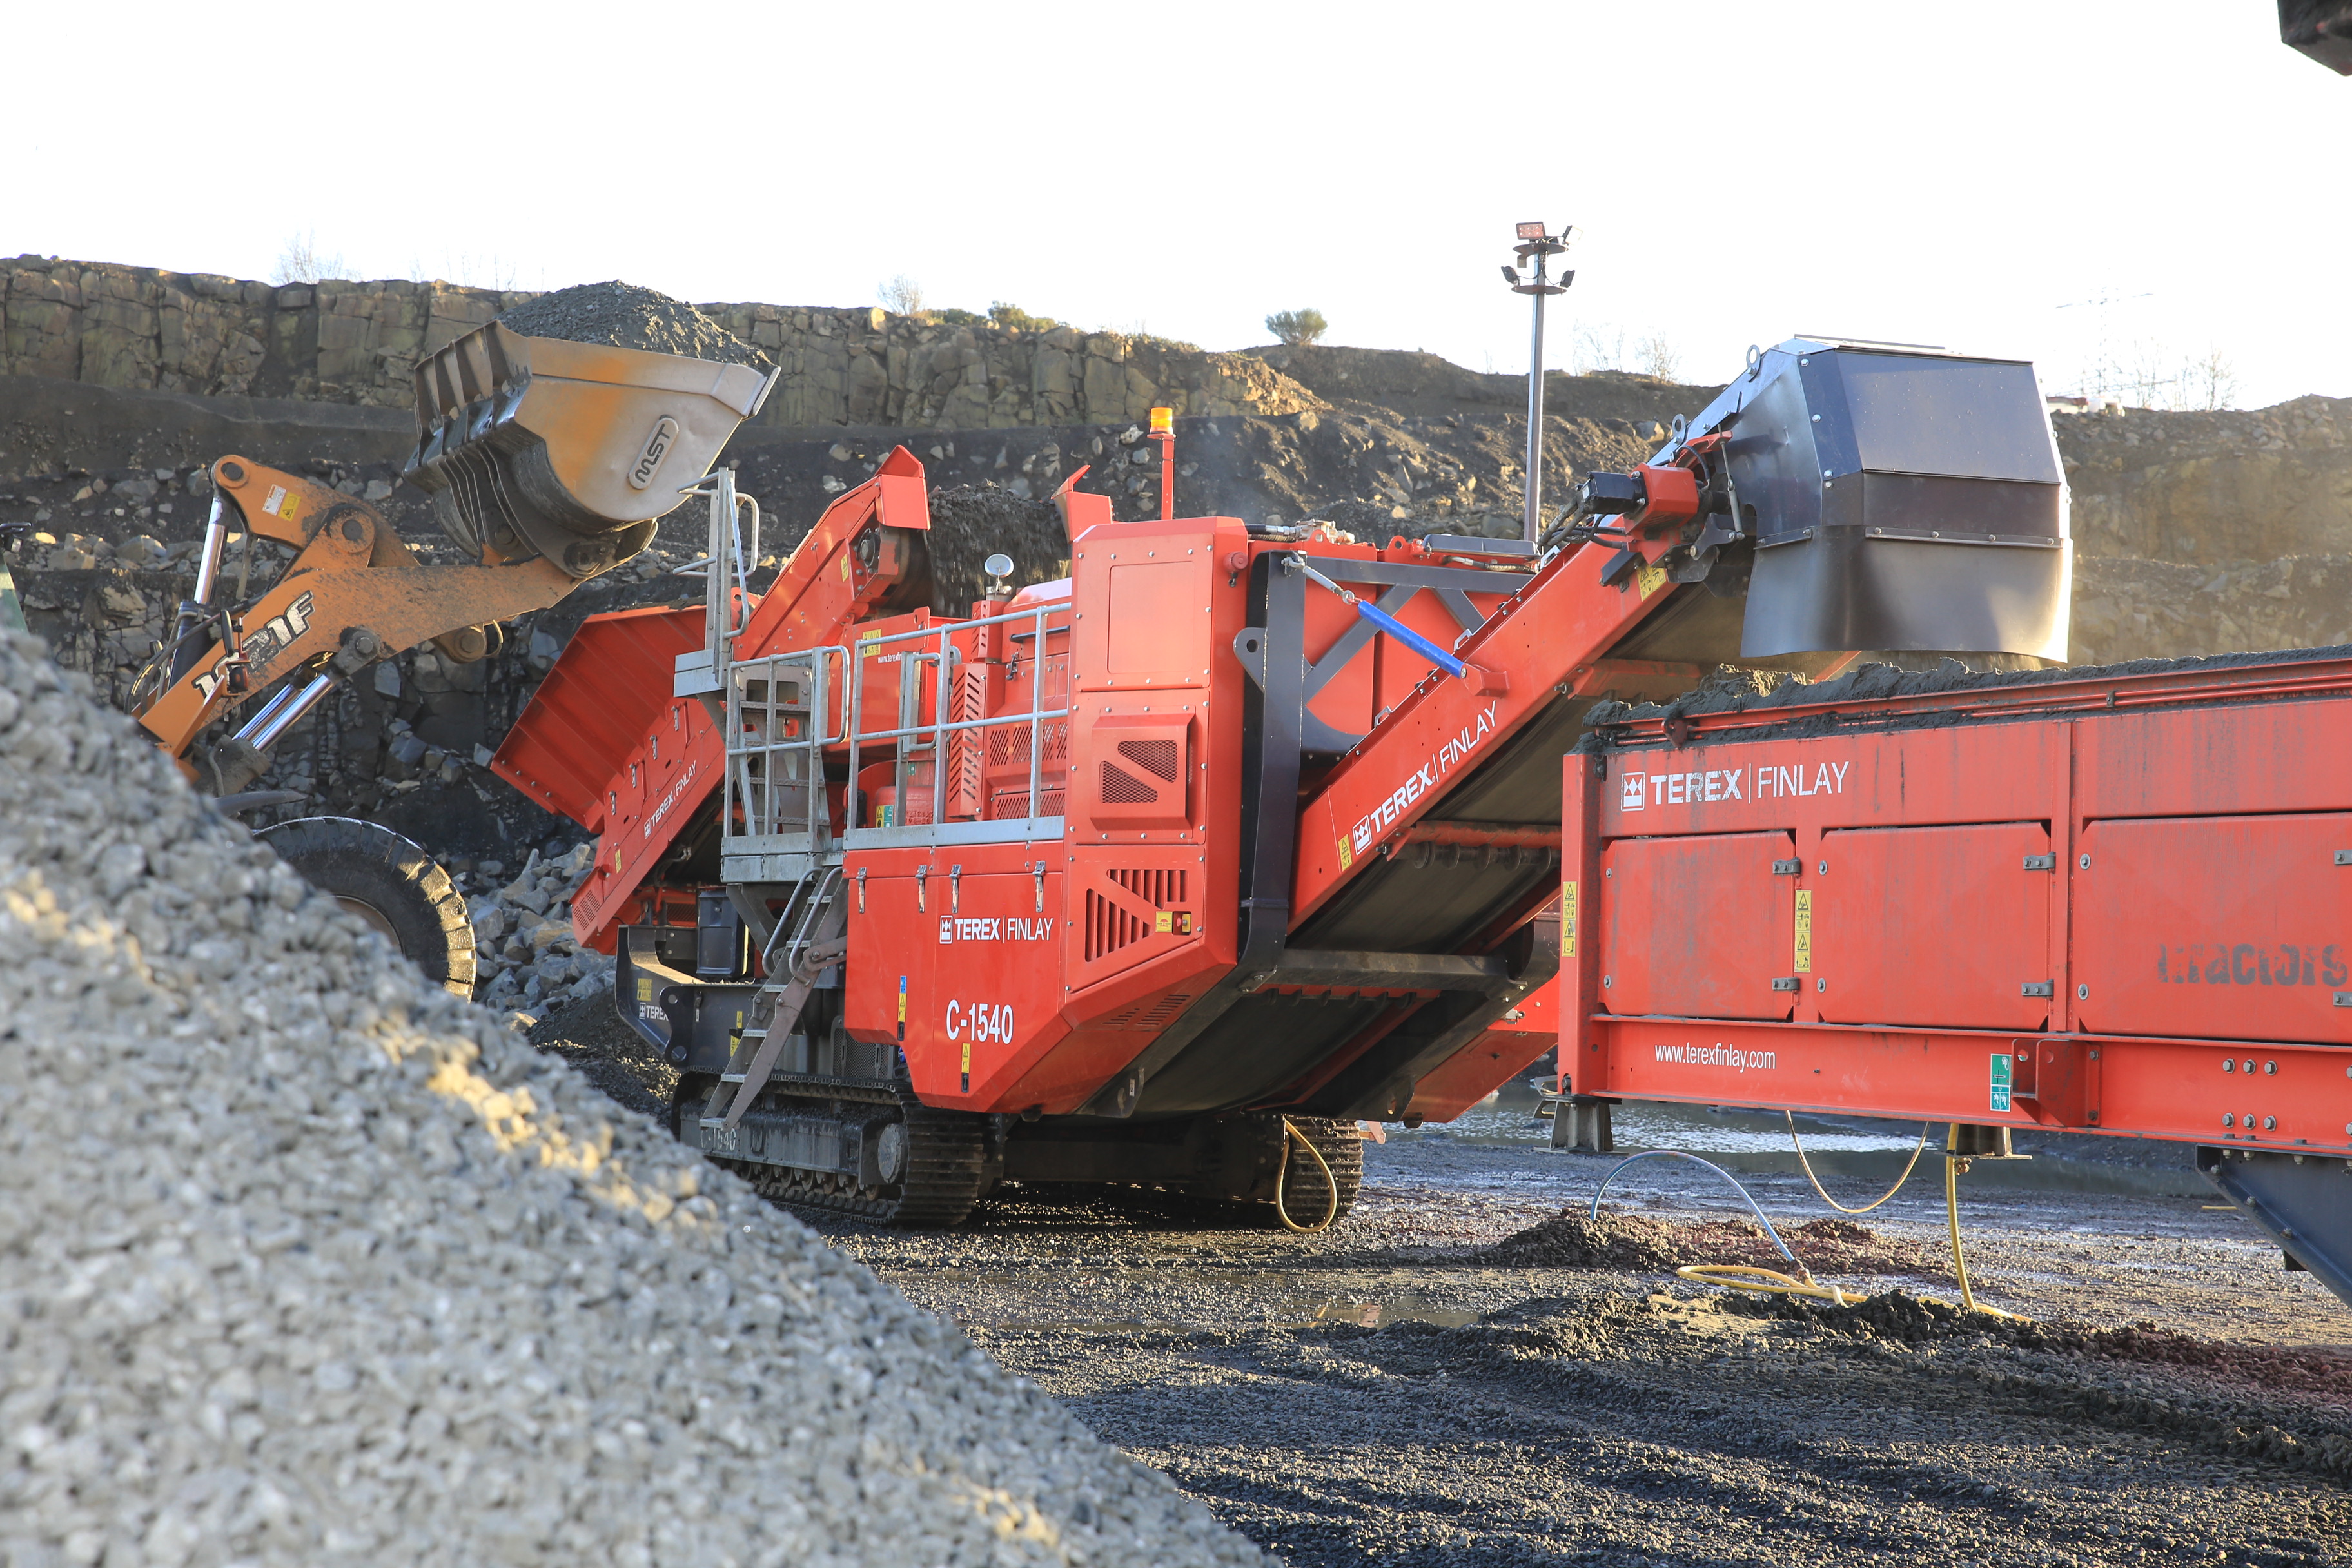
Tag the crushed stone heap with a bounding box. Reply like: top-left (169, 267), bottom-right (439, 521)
top-left (0, 634), bottom-right (1261, 1567)
top-left (498, 280), bottom-right (767, 366)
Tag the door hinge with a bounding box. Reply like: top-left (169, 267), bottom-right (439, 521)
top-left (2021, 854), bottom-right (2056, 870)
top-left (1772, 859), bottom-right (1801, 876)
top-left (1771, 976), bottom-right (1800, 992)
top-left (2021, 980), bottom-right (2055, 998)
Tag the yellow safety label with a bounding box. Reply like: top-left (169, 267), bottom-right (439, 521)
top-left (1635, 561), bottom-right (1667, 599)
top-left (1561, 881), bottom-right (1577, 957)
top-left (1337, 836), bottom-right (1353, 870)
top-left (1155, 910), bottom-right (1173, 934)
top-left (961, 1039), bottom-right (972, 1075)
top-left (1794, 889), bottom-right (1814, 974)
top-left (840, 553), bottom-right (852, 580)
top-left (637, 978), bottom-right (653, 1002)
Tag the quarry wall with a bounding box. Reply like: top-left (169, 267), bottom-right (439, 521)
top-left (0, 257), bottom-right (1320, 429)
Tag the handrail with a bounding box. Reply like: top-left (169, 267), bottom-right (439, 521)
top-left (726, 597), bottom-right (1073, 840)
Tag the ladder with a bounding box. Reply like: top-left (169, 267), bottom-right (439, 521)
top-left (703, 868), bottom-right (847, 1130)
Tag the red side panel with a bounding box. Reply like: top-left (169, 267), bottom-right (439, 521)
top-left (492, 604), bottom-right (704, 830)
top-left (1815, 822), bottom-right (2053, 1031)
top-left (1601, 831), bottom-right (1797, 1021)
top-left (2077, 813), bottom-right (2352, 1045)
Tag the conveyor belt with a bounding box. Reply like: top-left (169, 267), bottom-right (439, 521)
top-left (1118, 546), bottom-right (1791, 1122)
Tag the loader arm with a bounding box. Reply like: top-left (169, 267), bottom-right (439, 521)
top-left (136, 456), bottom-right (574, 787)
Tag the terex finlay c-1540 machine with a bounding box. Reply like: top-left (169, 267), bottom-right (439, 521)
top-left (505, 337), bottom-right (2173, 1237)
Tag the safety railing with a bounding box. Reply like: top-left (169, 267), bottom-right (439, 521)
top-left (723, 644), bottom-right (847, 854)
top-left (843, 598), bottom-right (1071, 844)
top-left (720, 596), bottom-right (1072, 856)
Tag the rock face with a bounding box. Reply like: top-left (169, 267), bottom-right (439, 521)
top-left (0, 631), bottom-right (1265, 1567)
top-left (1, 257), bottom-right (1322, 428)
top-left (2059, 398), bottom-right (2352, 662)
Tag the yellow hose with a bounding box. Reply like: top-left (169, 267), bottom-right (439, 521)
top-left (1274, 1118), bottom-right (1340, 1233)
top-left (1943, 1125), bottom-right (2024, 1321)
top-left (1669, 1124), bottom-right (2026, 1320)
top-left (1788, 1113), bottom-right (1930, 1215)
top-left (1675, 1264), bottom-right (1864, 1304)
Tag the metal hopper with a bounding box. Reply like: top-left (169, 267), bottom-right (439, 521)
top-left (401, 323), bottom-right (777, 580)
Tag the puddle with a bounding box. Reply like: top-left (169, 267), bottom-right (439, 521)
top-left (1300, 1299), bottom-right (1482, 1329)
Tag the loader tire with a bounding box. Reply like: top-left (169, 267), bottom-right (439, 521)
top-left (257, 816), bottom-right (475, 997)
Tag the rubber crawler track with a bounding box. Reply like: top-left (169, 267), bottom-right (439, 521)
top-left (677, 1074), bottom-right (990, 1228)
top-left (1275, 1117), bottom-right (1364, 1226)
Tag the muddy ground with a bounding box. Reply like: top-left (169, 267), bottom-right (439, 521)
top-left (535, 995), bottom-right (2352, 1566)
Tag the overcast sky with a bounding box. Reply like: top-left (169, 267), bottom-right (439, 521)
top-left (10, 3), bottom-right (2344, 409)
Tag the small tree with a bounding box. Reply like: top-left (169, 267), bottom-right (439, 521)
top-left (273, 230), bottom-right (347, 286)
top-left (1638, 331), bottom-right (1681, 383)
top-left (1266, 308), bottom-right (1328, 346)
top-left (877, 274), bottom-right (925, 315)
top-left (2188, 345), bottom-right (2239, 410)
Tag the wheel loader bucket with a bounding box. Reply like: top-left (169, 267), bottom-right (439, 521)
top-left (401, 323), bottom-right (776, 580)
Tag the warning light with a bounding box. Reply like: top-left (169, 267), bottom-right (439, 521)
top-left (1148, 406), bottom-right (1173, 438)
top-left (1515, 220), bottom-right (1546, 240)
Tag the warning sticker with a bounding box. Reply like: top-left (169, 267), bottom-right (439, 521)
top-left (1989, 1052), bottom-right (2013, 1113)
top-left (1635, 561), bottom-right (1667, 599)
top-left (1337, 836), bottom-right (1353, 870)
top-left (1562, 881), bottom-right (1578, 957)
top-left (261, 484), bottom-right (303, 521)
top-left (1793, 889), bottom-right (1813, 975)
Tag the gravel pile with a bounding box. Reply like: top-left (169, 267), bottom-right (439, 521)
top-left (922, 484), bottom-right (1070, 614)
top-left (0, 632), bottom-right (1262, 1566)
top-left (467, 842), bottom-right (612, 1008)
top-left (1481, 1207), bottom-right (1939, 1277)
top-left (500, 281), bottom-right (766, 368)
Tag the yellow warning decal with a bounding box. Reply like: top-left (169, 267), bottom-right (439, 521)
top-left (1794, 888), bottom-right (1814, 974)
top-left (1155, 910), bottom-right (1173, 934)
top-left (1562, 881), bottom-right (1577, 957)
top-left (262, 484), bottom-right (304, 521)
top-left (637, 977), bottom-right (653, 1002)
top-left (1635, 561), bottom-right (1667, 600)
top-left (840, 553), bottom-right (852, 580)
top-left (961, 1039), bottom-right (972, 1075)
top-left (1337, 836), bottom-right (1354, 870)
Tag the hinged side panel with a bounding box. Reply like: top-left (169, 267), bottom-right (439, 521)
top-left (1816, 822), bottom-right (2053, 1030)
top-left (1600, 831), bottom-right (1797, 1021)
top-left (2076, 813), bottom-right (2352, 1045)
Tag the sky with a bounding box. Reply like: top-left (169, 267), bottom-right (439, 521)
top-left (8, 2), bottom-right (2344, 409)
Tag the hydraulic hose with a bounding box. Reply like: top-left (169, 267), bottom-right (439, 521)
top-left (1788, 1113), bottom-right (1932, 1215)
top-left (1274, 1118), bottom-right (1340, 1233)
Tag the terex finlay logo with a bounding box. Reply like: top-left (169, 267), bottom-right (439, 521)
top-left (1620, 758), bottom-right (1851, 810)
top-left (1349, 702), bottom-right (1499, 856)
top-left (641, 760), bottom-right (700, 840)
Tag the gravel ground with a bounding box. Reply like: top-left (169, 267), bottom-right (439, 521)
top-left (0, 636), bottom-right (1262, 1567)
top-left (509, 992), bottom-right (2352, 1566)
top-left (823, 1135), bottom-right (2352, 1567)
